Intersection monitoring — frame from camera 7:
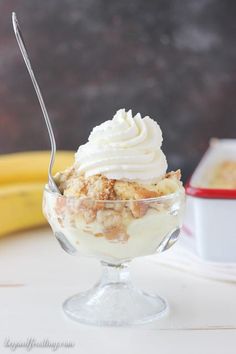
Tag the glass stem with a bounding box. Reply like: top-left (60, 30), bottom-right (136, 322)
top-left (99, 262), bottom-right (131, 287)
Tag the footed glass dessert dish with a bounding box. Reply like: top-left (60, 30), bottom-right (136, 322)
top-left (43, 186), bottom-right (185, 326)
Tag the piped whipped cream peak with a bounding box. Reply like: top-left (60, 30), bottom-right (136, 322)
top-left (75, 109), bottom-right (168, 183)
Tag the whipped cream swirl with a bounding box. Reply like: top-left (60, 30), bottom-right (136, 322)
top-left (75, 109), bottom-right (167, 183)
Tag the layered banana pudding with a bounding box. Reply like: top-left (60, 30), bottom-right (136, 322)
top-left (207, 161), bottom-right (236, 189)
top-left (43, 109), bottom-right (184, 263)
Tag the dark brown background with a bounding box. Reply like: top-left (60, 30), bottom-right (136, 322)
top-left (0, 0), bottom-right (235, 180)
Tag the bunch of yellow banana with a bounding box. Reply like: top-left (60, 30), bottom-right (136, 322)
top-left (0, 151), bottom-right (74, 237)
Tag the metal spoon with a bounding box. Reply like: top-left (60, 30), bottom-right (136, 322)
top-left (12, 12), bottom-right (60, 194)
top-left (157, 228), bottom-right (180, 253)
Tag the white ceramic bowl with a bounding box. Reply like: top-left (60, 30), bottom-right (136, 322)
top-left (185, 139), bottom-right (236, 262)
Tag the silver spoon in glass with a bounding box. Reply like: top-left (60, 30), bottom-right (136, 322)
top-left (12, 12), bottom-right (60, 194)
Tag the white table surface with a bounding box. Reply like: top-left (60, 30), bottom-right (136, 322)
top-left (0, 228), bottom-right (236, 354)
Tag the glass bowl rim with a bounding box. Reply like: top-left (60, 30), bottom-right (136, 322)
top-left (44, 184), bottom-right (185, 203)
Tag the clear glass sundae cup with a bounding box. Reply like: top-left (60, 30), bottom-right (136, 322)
top-left (43, 185), bottom-right (185, 326)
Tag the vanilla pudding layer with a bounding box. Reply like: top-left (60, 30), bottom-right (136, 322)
top-left (43, 188), bottom-right (184, 264)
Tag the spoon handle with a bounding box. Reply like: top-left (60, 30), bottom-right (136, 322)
top-left (12, 12), bottom-right (59, 193)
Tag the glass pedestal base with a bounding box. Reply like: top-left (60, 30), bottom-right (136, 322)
top-left (63, 263), bottom-right (168, 327)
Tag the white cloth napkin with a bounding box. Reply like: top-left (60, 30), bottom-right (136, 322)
top-left (149, 231), bottom-right (236, 283)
